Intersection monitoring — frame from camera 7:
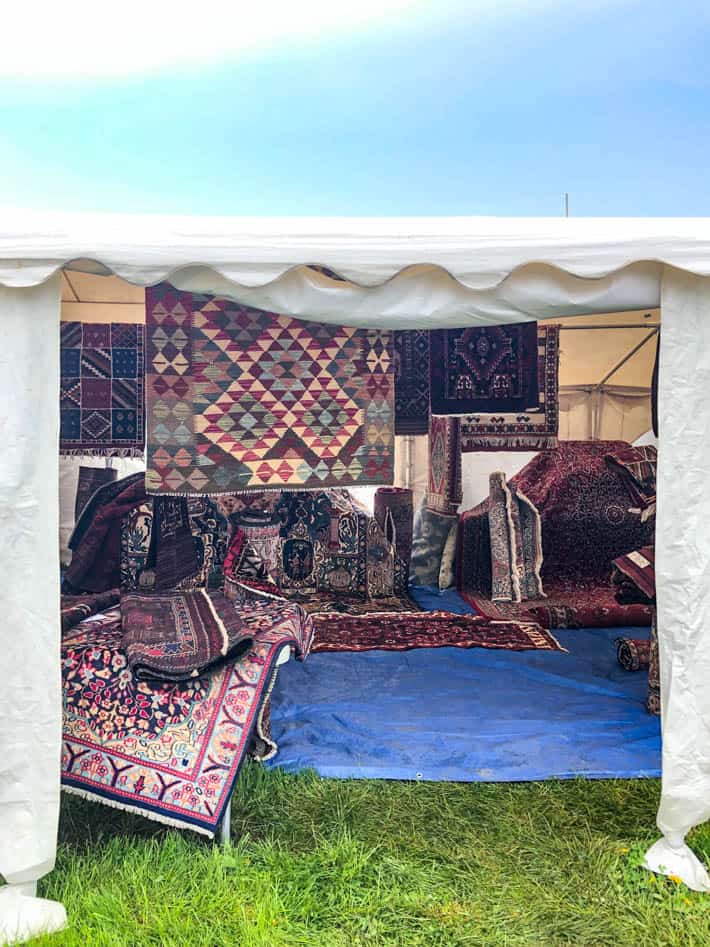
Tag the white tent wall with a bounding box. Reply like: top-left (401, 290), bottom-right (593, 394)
top-left (644, 268), bottom-right (710, 890)
top-left (0, 276), bottom-right (67, 937)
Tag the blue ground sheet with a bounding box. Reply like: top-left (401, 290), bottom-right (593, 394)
top-left (267, 586), bottom-right (660, 782)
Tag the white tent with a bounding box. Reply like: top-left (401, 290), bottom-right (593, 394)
top-left (2, 212), bottom-right (710, 935)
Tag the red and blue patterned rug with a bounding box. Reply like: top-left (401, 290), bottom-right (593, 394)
top-left (61, 598), bottom-right (312, 836)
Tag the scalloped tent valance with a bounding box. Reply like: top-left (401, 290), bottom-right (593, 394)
top-left (2, 211), bottom-right (710, 325)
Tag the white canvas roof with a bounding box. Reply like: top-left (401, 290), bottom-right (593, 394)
top-left (2, 213), bottom-right (710, 919)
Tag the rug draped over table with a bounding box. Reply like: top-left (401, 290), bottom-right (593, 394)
top-left (310, 609), bottom-right (564, 654)
top-left (61, 596), bottom-right (313, 836)
top-left (427, 415), bottom-right (462, 514)
top-left (60, 321), bottom-right (145, 457)
top-left (430, 323), bottom-right (560, 451)
top-left (458, 441), bottom-right (654, 628)
top-left (121, 589), bottom-right (255, 682)
top-left (393, 329), bottom-right (430, 435)
top-left (145, 283), bottom-right (395, 494)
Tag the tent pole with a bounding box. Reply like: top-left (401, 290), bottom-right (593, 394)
top-left (592, 328), bottom-right (659, 391)
top-left (557, 322), bottom-right (658, 331)
top-left (219, 799), bottom-right (231, 847)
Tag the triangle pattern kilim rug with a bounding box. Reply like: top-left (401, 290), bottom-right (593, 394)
top-left (146, 284), bottom-right (395, 495)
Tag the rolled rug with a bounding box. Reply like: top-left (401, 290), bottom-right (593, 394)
top-left (615, 636), bottom-right (651, 672)
top-left (374, 487), bottom-right (414, 569)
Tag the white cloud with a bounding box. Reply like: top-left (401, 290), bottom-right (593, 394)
top-left (0, 0), bottom-right (444, 80)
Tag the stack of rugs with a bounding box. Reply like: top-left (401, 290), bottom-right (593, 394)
top-left (456, 441), bottom-right (656, 630)
top-left (61, 475), bottom-right (315, 837)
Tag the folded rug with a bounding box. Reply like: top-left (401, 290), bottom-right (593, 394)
top-left (139, 496), bottom-right (200, 591)
top-left (374, 487), bottom-right (414, 571)
top-left (612, 545), bottom-right (656, 603)
top-left (61, 589), bottom-right (121, 634)
top-left (615, 636), bottom-right (651, 672)
top-left (64, 474), bottom-right (147, 593)
top-left (310, 610), bottom-right (564, 654)
top-left (605, 445), bottom-right (657, 521)
top-left (74, 465), bottom-right (118, 521)
top-left (62, 597), bottom-right (313, 837)
top-left (121, 589), bottom-right (255, 683)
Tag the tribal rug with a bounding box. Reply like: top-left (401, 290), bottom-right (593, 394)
top-left (612, 545), bottom-right (655, 604)
top-left (74, 465), bottom-right (117, 521)
top-left (374, 487), bottom-right (414, 571)
top-left (430, 323), bottom-right (559, 451)
top-left (457, 441), bottom-right (654, 628)
top-left (121, 589), bottom-right (255, 682)
top-left (616, 636), bottom-right (651, 672)
top-left (310, 610), bottom-right (564, 654)
top-left (427, 415), bottom-right (462, 514)
top-left (61, 589), bottom-right (121, 634)
top-left (61, 597), bottom-right (313, 836)
top-left (145, 284), bottom-right (395, 494)
top-left (605, 445), bottom-right (657, 521)
top-left (60, 321), bottom-right (145, 457)
top-left (393, 329), bottom-right (430, 434)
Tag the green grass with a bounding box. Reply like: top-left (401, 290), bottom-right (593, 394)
top-left (32, 767), bottom-right (710, 946)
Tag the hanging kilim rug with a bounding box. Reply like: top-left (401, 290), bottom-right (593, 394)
top-left (60, 321), bottom-right (145, 457)
top-left (61, 597), bottom-right (313, 836)
top-left (393, 329), bottom-right (430, 435)
top-left (429, 323), bottom-right (560, 451)
top-left (145, 284), bottom-right (395, 494)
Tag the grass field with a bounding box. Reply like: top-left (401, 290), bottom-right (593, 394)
top-left (34, 767), bottom-right (710, 946)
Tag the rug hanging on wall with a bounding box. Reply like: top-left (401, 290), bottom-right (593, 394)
top-left (427, 415), bottom-right (462, 514)
top-left (393, 329), bottom-right (430, 435)
top-left (429, 323), bottom-right (560, 451)
top-left (145, 284), bottom-right (395, 494)
top-left (61, 597), bottom-right (313, 837)
top-left (60, 321), bottom-right (145, 457)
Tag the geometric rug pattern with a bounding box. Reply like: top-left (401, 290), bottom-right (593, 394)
top-left (145, 283), bottom-right (395, 494)
top-left (60, 321), bottom-right (145, 457)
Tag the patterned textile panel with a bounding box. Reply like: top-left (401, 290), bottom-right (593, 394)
top-left (393, 329), bottom-right (430, 435)
top-left (510, 441), bottom-right (654, 583)
top-left (430, 323), bottom-right (559, 452)
top-left (374, 487), bottom-right (414, 572)
top-left (427, 415), bottom-right (463, 515)
top-left (74, 466), bottom-right (118, 521)
top-left (145, 284), bottom-right (395, 494)
top-left (60, 321), bottom-right (145, 457)
top-left (605, 445), bottom-right (657, 521)
top-left (61, 598), bottom-right (313, 836)
top-left (410, 498), bottom-right (459, 587)
top-left (120, 497), bottom-right (229, 592)
top-left (488, 472), bottom-right (518, 602)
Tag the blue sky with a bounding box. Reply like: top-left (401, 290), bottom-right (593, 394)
top-left (1, 0), bottom-right (708, 216)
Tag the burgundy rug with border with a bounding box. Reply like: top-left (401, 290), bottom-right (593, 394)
top-left (310, 609), bottom-right (564, 654)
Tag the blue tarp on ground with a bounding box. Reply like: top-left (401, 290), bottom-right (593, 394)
top-left (268, 586), bottom-right (660, 782)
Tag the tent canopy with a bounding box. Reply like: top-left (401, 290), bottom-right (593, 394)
top-left (2, 211), bottom-right (709, 325)
top-left (2, 211), bottom-right (710, 902)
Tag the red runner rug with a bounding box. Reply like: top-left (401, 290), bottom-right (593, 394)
top-left (310, 610), bottom-right (564, 654)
